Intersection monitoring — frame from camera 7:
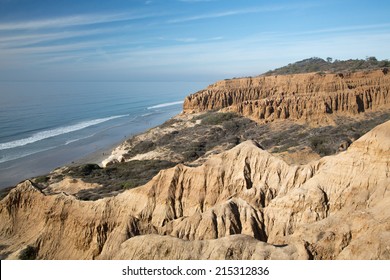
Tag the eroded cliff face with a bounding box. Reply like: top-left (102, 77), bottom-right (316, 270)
top-left (183, 70), bottom-right (390, 124)
top-left (1, 121), bottom-right (389, 260)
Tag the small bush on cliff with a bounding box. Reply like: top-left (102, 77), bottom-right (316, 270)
top-left (182, 141), bottom-right (207, 161)
top-left (126, 140), bottom-right (155, 157)
top-left (34, 175), bottom-right (49, 183)
top-left (69, 160), bottom-right (176, 201)
top-left (19, 246), bottom-right (37, 260)
top-left (79, 164), bottom-right (101, 175)
top-left (197, 112), bottom-right (237, 125)
top-left (264, 57), bottom-right (390, 75)
top-left (121, 180), bottom-right (137, 189)
top-left (309, 136), bottom-right (334, 156)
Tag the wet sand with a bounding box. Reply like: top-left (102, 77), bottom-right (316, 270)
top-left (0, 108), bottom-right (181, 189)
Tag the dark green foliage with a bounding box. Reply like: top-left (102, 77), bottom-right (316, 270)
top-left (121, 181), bottom-right (138, 189)
top-left (65, 160), bottom-right (176, 201)
top-left (182, 141), bottom-right (207, 161)
top-left (309, 136), bottom-right (334, 156)
top-left (197, 112), bottom-right (237, 125)
top-left (124, 140), bottom-right (155, 158)
top-left (222, 120), bottom-right (240, 133)
top-left (19, 246), bottom-right (37, 260)
top-left (77, 164), bottom-right (101, 176)
top-left (264, 57), bottom-right (390, 76)
top-left (28, 111), bottom-right (389, 201)
top-left (154, 112), bottom-right (249, 162)
top-left (310, 136), bottom-right (323, 148)
top-left (34, 176), bottom-right (49, 183)
top-left (122, 112), bottom-right (247, 162)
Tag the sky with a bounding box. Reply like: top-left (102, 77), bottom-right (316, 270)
top-left (0, 0), bottom-right (389, 82)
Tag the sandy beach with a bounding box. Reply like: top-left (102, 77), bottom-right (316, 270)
top-left (0, 107), bottom-right (182, 189)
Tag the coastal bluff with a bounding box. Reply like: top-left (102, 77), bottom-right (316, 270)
top-left (0, 120), bottom-right (389, 260)
top-left (184, 70), bottom-right (390, 124)
top-left (0, 68), bottom-right (390, 260)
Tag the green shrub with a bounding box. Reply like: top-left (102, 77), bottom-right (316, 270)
top-left (183, 141), bottom-right (206, 161)
top-left (128, 140), bottom-right (155, 156)
top-left (310, 136), bottom-right (324, 149)
top-left (264, 57), bottom-right (390, 75)
top-left (78, 164), bottom-right (101, 176)
top-left (309, 136), bottom-right (333, 156)
top-left (34, 176), bottom-right (49, 183)
top-left (19, 246), bottom-right (37, 260)
top-left (199, 112), bottom-right (237, 125)
top-left (317, 146), bottom-right (333, 156)
top-left (70, 160), bottom-right (176, 201)
top-left (122, 181), bottom-right (137, 189)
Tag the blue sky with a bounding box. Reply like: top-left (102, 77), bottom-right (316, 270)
top-left (0, 0), bottom-right (389, 81)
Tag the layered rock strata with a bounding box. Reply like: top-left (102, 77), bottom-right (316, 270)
top-left (183, 70), bottom-right (390, 124)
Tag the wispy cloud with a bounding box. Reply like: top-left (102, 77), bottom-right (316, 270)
top-left (113, 24), bottom-right (390, 68)
top-left (0, 28), bottom-right (111, 48)
top-left (168, 3), bottom-right (318, 23)
top-left (0, 12), bottom-right (157, 31)
top-left (1, 2), bottom-right (389, 81)
top-left (168, 9), bottom-right (249, 23)
top-left (159, 35), bottom-right (223, 44)
top-left (175, 37), bottom-right (198, 43)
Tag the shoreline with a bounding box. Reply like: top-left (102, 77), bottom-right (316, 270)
top-left (69, 139), bottom-right (124, 167)
top-left (0, 107), bottom-right (183, 189)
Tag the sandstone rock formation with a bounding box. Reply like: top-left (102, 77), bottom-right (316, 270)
top-left (183, 70), bottom-right (390, 124)
top-left (1, 120), bottom-right (389, 260)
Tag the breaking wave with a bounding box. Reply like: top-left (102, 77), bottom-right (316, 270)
top-left (147, 101), bottom-right (183, 110)
top-left (0, 115), bottom-right (127, 151)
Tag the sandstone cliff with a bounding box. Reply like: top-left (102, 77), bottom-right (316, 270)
top-left (183, 70), bottom-right (390, 124)
top-left (1, 120), bottom-right (389, 260)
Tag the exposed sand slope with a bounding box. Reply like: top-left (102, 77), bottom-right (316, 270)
top-left (0, 120), bottom-right (389, 260)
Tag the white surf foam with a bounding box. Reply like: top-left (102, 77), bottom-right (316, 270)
top-left (141, 112), bottom-right (154, 117)
top-left (65, 133), bottom-right (96, 145)
top-left (0, 115), bottom-right (127, 151)
top-left (147, 101), bottom-right (183, 110)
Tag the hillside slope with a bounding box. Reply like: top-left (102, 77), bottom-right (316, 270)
top-left (0, 120), bottom-right (389, 260)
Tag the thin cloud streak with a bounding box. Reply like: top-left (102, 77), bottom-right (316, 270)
top-left (0, 12), bottom-right (159, 31)
top-left (0, 29), bottom-right (110, 48)
top-left (168, 2), bottom-right (319, 23)
top-left (0, 23), bottom-right (150, 51)
top-left (114, 28), bottom-right (390, 66)
top-left (3, 23), bottom-right (390, 70)
top-left (1, 37), bottom-right (155, 56)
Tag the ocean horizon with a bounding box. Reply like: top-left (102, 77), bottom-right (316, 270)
top-left (0, 81), bottom-right (208, 188)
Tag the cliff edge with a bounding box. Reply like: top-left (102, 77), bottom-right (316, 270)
top-left (184, 70), bottom-right (390, 124)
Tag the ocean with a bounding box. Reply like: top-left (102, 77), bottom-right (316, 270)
top-left (0, 81), bottom-right (208, 188)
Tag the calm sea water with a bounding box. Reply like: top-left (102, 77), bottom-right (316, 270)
top-left (0, 81), bottom-right (207, 188)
